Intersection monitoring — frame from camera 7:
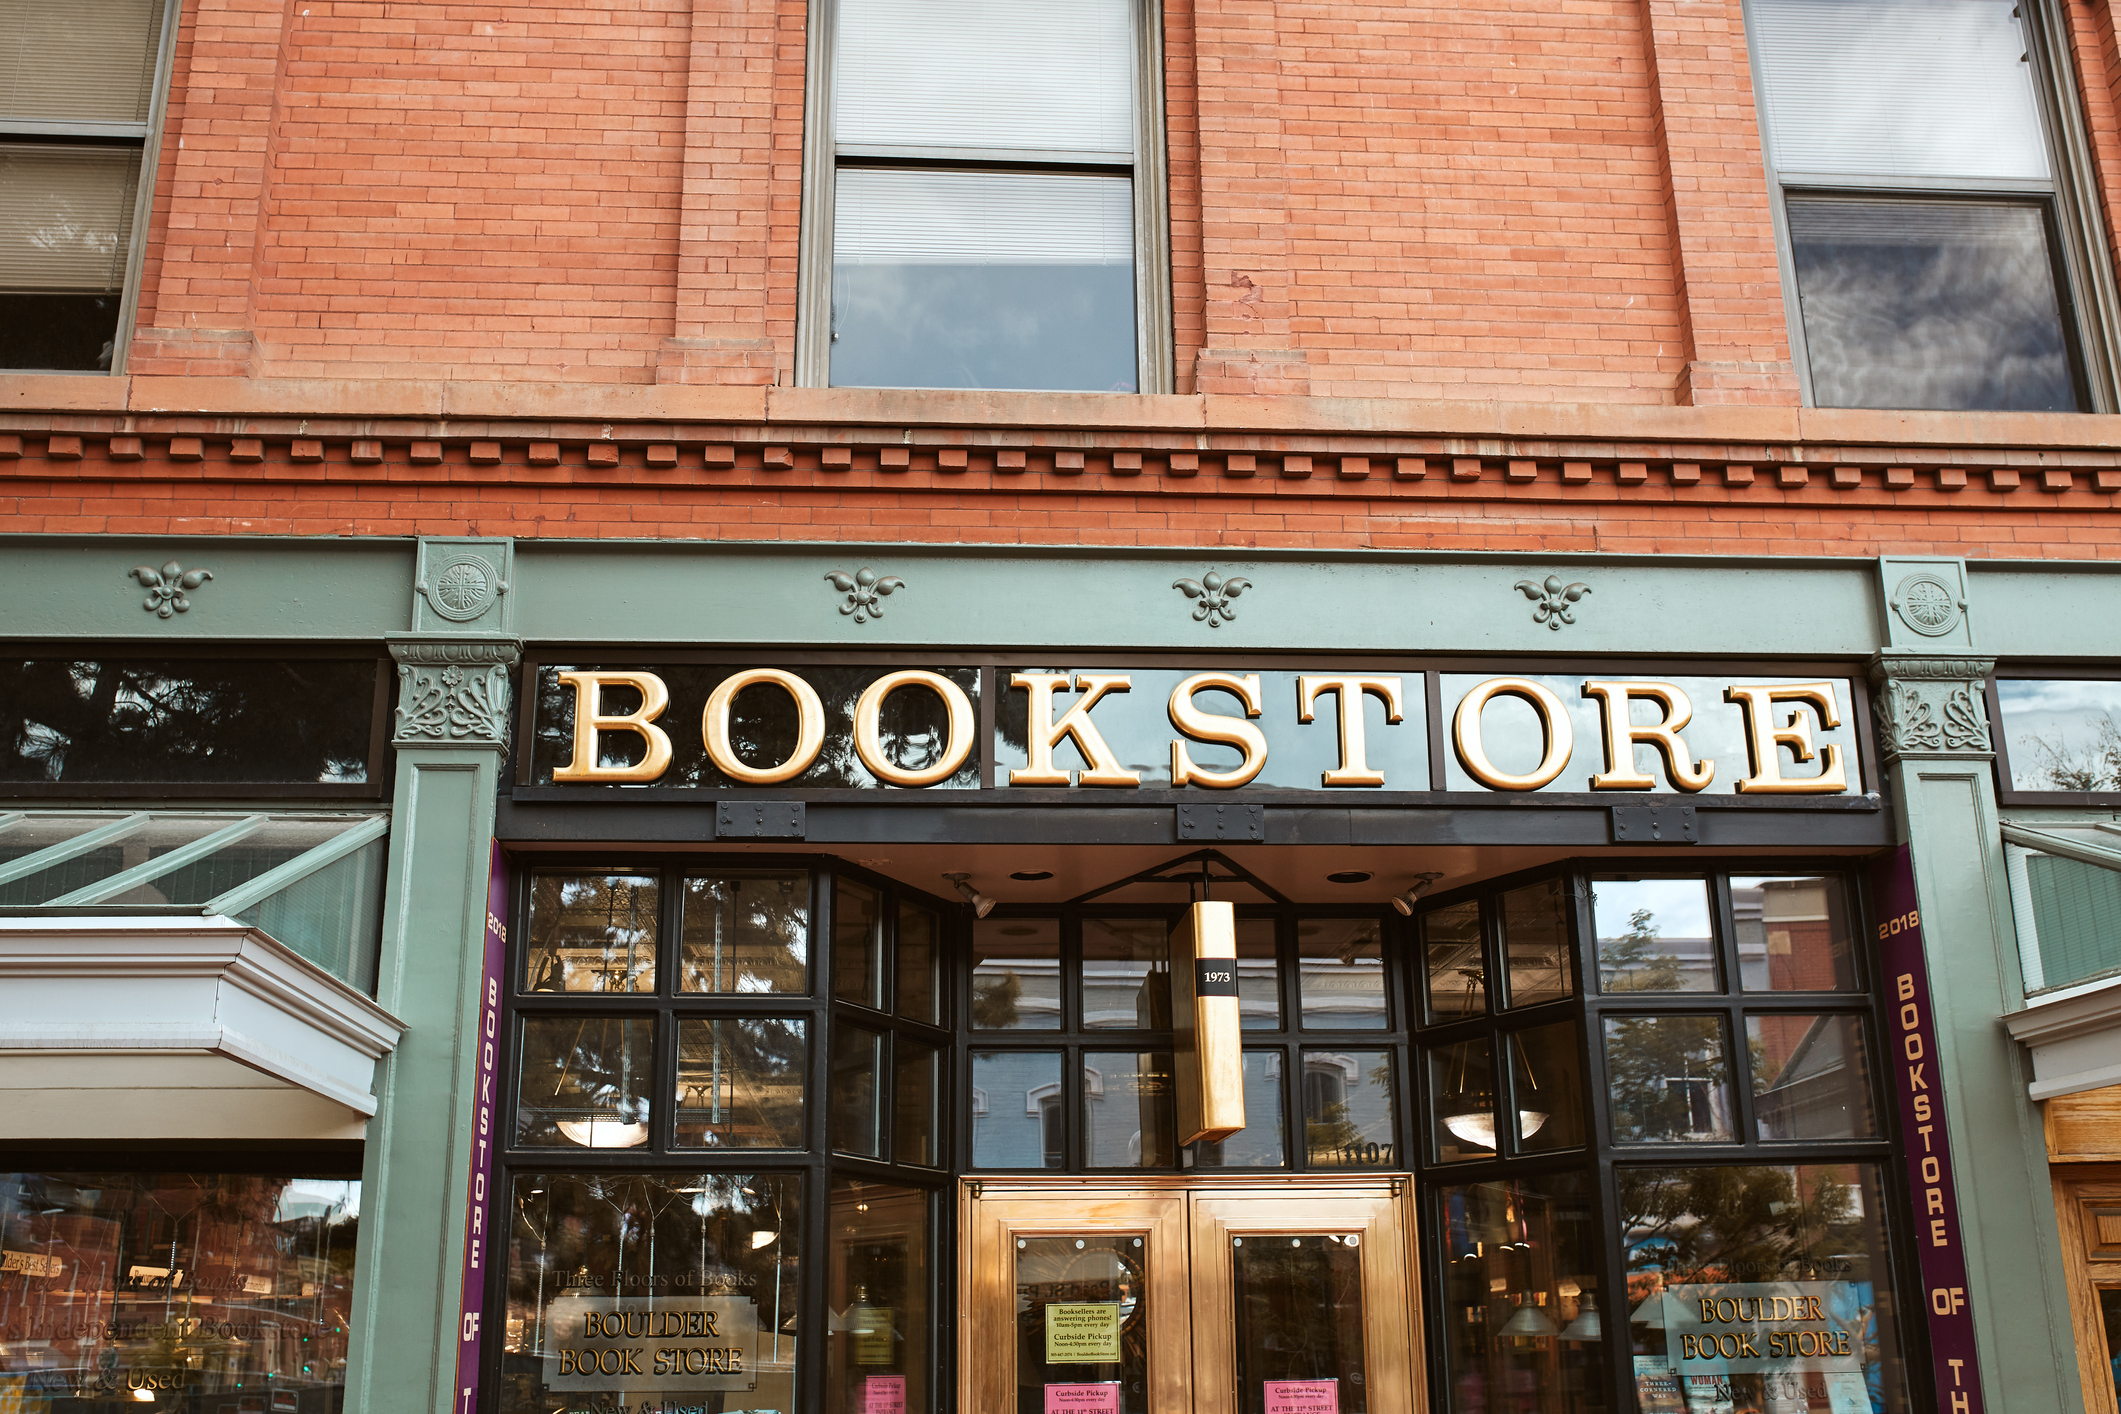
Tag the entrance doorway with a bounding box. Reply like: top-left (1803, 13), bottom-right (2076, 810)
top-left (959, 1177), bottom-right (1422, 1414)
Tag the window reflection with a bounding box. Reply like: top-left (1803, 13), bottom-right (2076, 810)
top-left (1437, 1173), bottom-right (1609, 1414)
top-left (681, 871), bottom-right (809, 993)
top-left (516, 1016), bottom-right (654, 1147)
top-left (1603, 1015), bottom-right (1735, 1144)
top-left (1747, 1014), bottom-right (1877, 1142)
top-left (831, 1024), bottom-right (885, 1158)
top-left (972, 918), bottom-right (1062, 1030)
top-left (834, 878), bottom-right (884, 1009)
top-left (1082, 1051), bottom-right (1176, 1168)
top-left (897, 901), bottom-right (941, 1022)
top-left (502, 1173), bottom-right (800, 1414)
top-left (895, 1040), bottom-right (939, 1167)
top-left (1732, 876), bottom-right (1856, 993)
top-left (1235, 917), bottom-right (1282, 1029)
top-left (1082, 918), bottom-right (1172, 1029)
top-left (526, 872), bottom-right (661, 993)
top-left (1189, 1050), bottom-right (1287, 1168)
top-left (1592, 878), bottom-right (1717, 993)
top-left (1298, 919), bottom-right (1388, 1029)
top-left (827, 1182), bottom-right (931, 1414)
top-left (970, 1050), bottom-right (1064, 1168)
top-left (1502, 878), bottom-right (1575, 1007)
top-left (1620, 1164), bottom-right (1902, 1412)
top-left (0, 1173), bottom-right (359, 1414)
top-left (1302, 1049), bottom-right (1396, 1168)
top-left (674, 1018), bottom-right (807, 1149)
top-left (1424, 900), bottom-right (1487, 1022)
top-left (1510, 1021), bottom-right (1587, 1154)
top-left (1231, 1234), bottom-right (1368, 1414)
top-left (1431, 1037), bottom-right (1499, 1163)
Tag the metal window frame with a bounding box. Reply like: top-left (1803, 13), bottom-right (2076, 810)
top-left (1739, 0), bottom-right (2121, 411)
top-left (793, 0), bottom-right (1175, 393)
top-left (0, 0), bottom-right (184, 376)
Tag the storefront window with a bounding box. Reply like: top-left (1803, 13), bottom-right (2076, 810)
top-left (1509, 1020), bottom-right (1587, 1154)
top-left (1190, 1050), bottom-right (1287, 1168)
top-left (1235, 918), bottom-right (1282, 1029)
top-left (1731, 876), bottom-right (1857, 993)
top-left (835, 877), bottom-right (885, 1009)
top-left (1603, 1014), bottom-right (1736, 1144)
top-left (1745, 1014), bottom-right (1876, 1141)
top-left (895, 1039), bottom-right (940, 1166)
top-left (1437, 1172), bottom-right (1609, 1414)
top-left (1083, 1051), bottom-right (1176, 1167)
top-left (1425, 899), bottom-right (1487, 1021)
top-left (0, 1172), bottom-right (358, 1413)
top-left (897, 901), bottom-right (941, 1023)
top-left (517, 1015), bottom-right (655, 1147)
top-left (832, 1023), bottom-right (886, 1157)
top-left (1592, 878), bottom-right (1718, 994)
top-left (1081, 918), bottom-right (1171, 1030)
top-left (1302, 1049), bottom-right (1397, 1168)
top-left (971, 1050), bottom-right (1065, 1168)
top-left (526, 872), bottom-right (661, 993)
top-left (827, 1181), bottom-right (932, 1414)
top-left (1430, 1036), bottom-right (1499, 1163)
top-left (1298, 919), bottom-right (1388, 1029)
top-left (674, 1017), bottom-right (808, 1148)
top-left (972, 918), bottom-right (1062, 1030)
top-left (683, 870), bottom-right (810, 993)
top-left (1502, 878), bottom-right (1575, 1007)
top-left (501, 1172), bottom-right (801, 1414)
top-left (1619, 1163), bottom-right (1903, 1412)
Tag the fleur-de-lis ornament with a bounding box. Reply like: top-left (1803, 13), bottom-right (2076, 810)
top-left (1514, 574), bottom-right (1591, 630)
top-left (1173, 570), bottom-right (1252, 627)
top-left (825, 568), bottom-right (905, 624)
top-left (130, 561), bottom-right (213, 618)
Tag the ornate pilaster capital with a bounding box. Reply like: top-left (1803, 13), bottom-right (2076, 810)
top-left (1867, 651), bottom-right (1996, 764)
top-left (387, 634), bottom-right (521, 751)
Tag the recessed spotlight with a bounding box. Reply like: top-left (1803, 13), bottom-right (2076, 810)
top-left (1010, 870), bottom-right (1055, 881)
top-left (1328, 870), bottom-right (1372, 884)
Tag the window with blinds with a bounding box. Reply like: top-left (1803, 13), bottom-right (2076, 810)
top-left (1748, 0), bottom-right (2098, 410)
top-left (0, 0), bottom-right (169, 372)
top-left (818, 0), bottom-right (1156, 392)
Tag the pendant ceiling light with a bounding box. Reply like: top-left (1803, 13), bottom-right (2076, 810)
top-left (1498, 1294), bottom-right (1558, 1338)
top-left (1560, 1293), bottom-right (1602, 1342)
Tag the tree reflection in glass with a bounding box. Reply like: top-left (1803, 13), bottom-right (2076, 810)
top-left (1602, 1015), bottom-right (1734, 1143)
top-left (1592, 878), bottom-right (1717, 993)
top-left (515, 1016), bottom-right (653, 1147)
top-left (681, 871), bottom-right (809, 993)
top-left (525, 872), bottom-right (660, 993)
top-left (674, 1018), bottom-right (807, 1148)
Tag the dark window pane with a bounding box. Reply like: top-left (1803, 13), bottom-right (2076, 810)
top-left (1502, 876), bottom-right (1575, 1007)
top-left (1423, 899), bottom-right (1486, 1022)
top-left (1189, 1049), bottom-right (1286, 1168)
top-left (897, 900), bottom-right (941, 1022)
top-left (0, 1173), bottom-right (359, 1414)
top-left (503, 1173), bottom-right (801, 1414)
top-left (831, 1023), bottom-right (884, 1157)
top-left (682, 870), bottom-right (810, 993)
top-left (1014, 1234), bottom-right (1149, 1414)
top-left (1602, 1014), bottom-right (1734, 1143)
top-left (674, 1017), bottom-right (807, 1148)
top-left (1298, 918), bottom-right (1388, 1029)
top-left (827, 1181), bottom-right (931, 1414)
top-left (830, 170), bottom-right (1137, 393)
top-left (970, 1050), bottom-right (1063, 1168)
top-left (2101, 1289), bottom-right (2121, 1411)
top-left (1235, 916), bottom-right (1282, 1029)
top-left (1620, 1164), bottom-right (1905, 1413)
top-left (1082, 916), bottom-right (1171, 1029)
top-left (1747, 1013), bottom-right (1877, 1140)
top-left (1083, 1050), bottom-right (1176, 1167)
top-left (1733, 875), bottom-right (1857, 992)
top-left (1511, 1020), bottom-right (1587, 1154)
top-left (0, 659), bottom-right (377, 784)
top-left (0, 144), bottom-right (141, 372)
top-left (525, 872), bottom-right (660, 993)
top-left (1788, 196), bottom-right (2084, 412)
top-left (972, 917), bottom-right (1062, 1030)
top-left (1592, 877), bottom-right (1718, 993)
top-left (895, 1038), bottom-right (939, 1167)
top-left (1302, 1049), bottom-right (1397, 1168)
top-left (1430, 1036), bottom-right (1497, 1163)
top-left (1231, 1233), bottom-right (1368, 1414)
top-left (515, 1016), bottom-right (653, 1148)
top-left (1438, 1174), bottom-right (1608, 1414)
top-left (834, 877), bottom-right (883, 1008)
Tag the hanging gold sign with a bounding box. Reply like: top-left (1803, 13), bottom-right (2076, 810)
top-left (1170, 900), bottom-right (1246, 1145)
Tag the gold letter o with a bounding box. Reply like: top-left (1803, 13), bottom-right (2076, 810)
top-left (1453, 677), bottom-right (1574, 790)
top-left (703, 669), bottom-right (827, 785)
top-left (853, 670), bottom-right (975, 787)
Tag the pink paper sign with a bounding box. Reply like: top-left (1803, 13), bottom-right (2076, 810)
top-left (1044, 1382), bottom-right (1123, 1414)
top-left (863, 1375), bottom-right (907, 1414)
top-left (1263, 1379), bottom-right (1341, 1414)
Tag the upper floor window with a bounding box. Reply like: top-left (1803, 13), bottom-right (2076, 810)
top-left (1748, 0), bottom-right (2112, 410)
top-left (0, 0), bottom-right (174, 372)
top-left (802, 0), bottom-right (1172, 392)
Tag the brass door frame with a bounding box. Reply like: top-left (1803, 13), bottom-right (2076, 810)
top-left (958, 1176), bottom-right (1424, 1414)
top-left (2054, 1166), bottom-right (2121, 1414)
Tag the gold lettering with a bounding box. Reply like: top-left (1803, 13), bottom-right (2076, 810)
top-left (1297, 676), bottom-right (1406, 786)
top-left (853, 670), bottom-right (975, 787)
top-left (701, 1310), bottom-right (720, 1338)
top-left (704, 668), bottom-right (826, 785)
top-left (1453, 677), bottom-right (1574, 790)
top-left (1583, 680), bottom-right (1713, 791)
top-left (1008, 673), bottom-right (1140, 787)
top-left (552, 671), bottom-right (674, 783)
top-left (1169, 672), bottom-right (1269, 788)
top-left (1724, 682), bottom-right (1848, 794)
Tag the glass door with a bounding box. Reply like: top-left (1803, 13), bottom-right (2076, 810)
top-left (960, 1179), bottom-right (1422, 1414)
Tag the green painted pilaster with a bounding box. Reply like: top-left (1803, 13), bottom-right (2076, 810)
top-left (1871, 648), bottom-right (2083, 1414)
top-left (346, 539), bottom-right (518, 1414)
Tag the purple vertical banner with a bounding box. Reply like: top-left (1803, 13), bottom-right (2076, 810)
top-left (455, 841), bottom-right (510, 1414)
top-left (1870, 845), bottom-right (1983, 1414)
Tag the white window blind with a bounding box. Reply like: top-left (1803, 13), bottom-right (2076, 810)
top-left (834, 0), bottom-right (1135, 156)
top-left (1751, 0), bottom-right (2050, 181)
top-left (0, 145), bottom-right (140, 289)
top-left (0, 0), bottom-right (165, 124)
top-left (834, 168), bottom-right (1134, 264)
